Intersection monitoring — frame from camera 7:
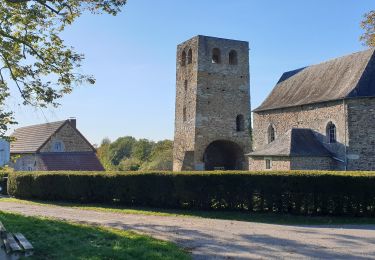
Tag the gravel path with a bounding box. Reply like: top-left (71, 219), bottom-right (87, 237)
top-left (1, 201), bottom-right (375, 259)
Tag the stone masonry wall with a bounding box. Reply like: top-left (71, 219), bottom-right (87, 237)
top-left (173, 35), bottom-right (252, 171)
top-left (290, 157), bottom-right (334, 170)
top-left (39, 123), bottom-right (93, 153)
top-left (249, 157), bottom-right (290, 171)
top-left (346, 98), bottom-right (375, 170)
top-left (252, 100), bottom-right (347, 170)
top-left (173, 37), bottom-right (199, 171)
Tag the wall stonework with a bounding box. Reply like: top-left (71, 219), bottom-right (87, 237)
top-left (347, 98), bottom-right (375, 170)
top-left (173, 35), bottom-right (251, 171)
top-left (39, 123), bottom-right (93, 153)
top-left (252, 101), bottom-right (348, 170)
top-left (249, 157), bottom-right (290, 171)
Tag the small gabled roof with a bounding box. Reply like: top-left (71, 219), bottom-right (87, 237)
top-left (38, 152), bottom-right (104, 171)
top-left (254, 49), bottom-right (375, 112)
top-left (248, 128), bottom-right (332, 157)
top-left (10, 120), bottom-right (94, 153)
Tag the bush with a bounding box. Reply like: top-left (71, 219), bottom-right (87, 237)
top-left (7, 171), bottom-right (375, 216)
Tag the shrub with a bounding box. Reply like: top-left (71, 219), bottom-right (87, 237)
top-left (7, 171), bottom-right (375, 216)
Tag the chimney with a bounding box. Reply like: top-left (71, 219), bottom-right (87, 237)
top-left (68, 117), bottom-right (76, 128)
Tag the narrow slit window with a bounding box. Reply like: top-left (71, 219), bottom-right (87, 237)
top-left (187, 49), bottom-right (192, 64)
top-left (236, 114), bottom-right (245, 132)
top-left (265, 159), bottom-right (271, 170)
top-left (181, 51), bottom-right (186, 66)
top-left (212, 48), bottom-right (221, 64)
top-left (229, 50), bottom-right (238, 65)
top-left (268, 125), bottom-right (276, 143)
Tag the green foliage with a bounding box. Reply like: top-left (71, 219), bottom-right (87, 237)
top-left (132, 139), bottom-right (154, 162)
top-left (361, 10), bottom-right (375, 47)
top-left (98, 137), bottom-right (173, 171)
top-left (119, 157), bottom-right (142, 171)
top-left (0, 0), bottom-right (126, 136)
top-left (0, 211), bottom-right (189, 259)
top-left (108, 136), bottom-right (136, 165)
top-left (96, 137), bottom-right (114, 170)
top-left (7, 170), bottom-right (375, 216)
top-left (141, 140), bottom-right (173, 170)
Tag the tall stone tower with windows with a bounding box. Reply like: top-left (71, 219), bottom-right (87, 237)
top-left (173, 35), bottom-right (251, 171)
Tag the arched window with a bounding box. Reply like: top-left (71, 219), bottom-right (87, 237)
top-left (229, 50), bottom-right (238, 65)
top-left (187, 49), bottom-right (192, 64)
top-left (268, 125), bottom-right (275, 143)
top-left (183, 107), bottom-right (187, 122)
top-left (184, 80), bottom-right (188, 92)
top-left (181, 50), bottom-right (186, 66)
top-left (326, 122), bottom-right (336, 143)
top-left (236, 114), bottom-right (245, 132)
top-left (212, 48), bottom-right (221, 64)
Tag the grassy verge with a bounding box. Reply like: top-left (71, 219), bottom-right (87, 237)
top-left (1, 197), bottom-right (375, 225)
top-left (0, 211), bottom-right (190, 260)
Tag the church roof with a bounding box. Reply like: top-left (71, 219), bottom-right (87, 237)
top-left (247, 128), bottom-right (332, 157)
top-left (254, 49), bottom-right (375, 112)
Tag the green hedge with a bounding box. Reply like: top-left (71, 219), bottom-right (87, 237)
top-left (7, 171), bottom-right (375, 216)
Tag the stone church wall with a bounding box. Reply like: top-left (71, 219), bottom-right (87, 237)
top-left (252, 100), bottom-right (347, 170)
top-left (346, 97), bottom-right (375, 170)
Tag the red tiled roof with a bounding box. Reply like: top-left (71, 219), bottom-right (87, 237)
top-left (38, 152), bottom-right (104, 171)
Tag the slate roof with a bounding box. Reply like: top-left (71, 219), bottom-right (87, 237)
top-left (10, 120), bottom-right (94, 154)
top-left (10, 121), bottom-right (67, 153)
top-left (254, 49), bottom-right (375, 112)
top-left (248, 128), bottom-right (332, 157)
top-left (38, 152), bottom-right (104, 171)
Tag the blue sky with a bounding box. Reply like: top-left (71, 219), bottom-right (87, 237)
top-left (9, 0), bottom-right (374, 145)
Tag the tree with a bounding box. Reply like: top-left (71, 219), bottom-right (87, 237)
top-left (108, 136), bottom-right (136, 166)
top-left (140, 140), bottom-right (173, 171)
top-left (96, 137), bottom-right (113, 170)
top-left (0, 0), bottom-right (126, 136)
top-left (132, 139), bottom-right (154, 162)
top-left (361, 10), bottom-right (375, 47)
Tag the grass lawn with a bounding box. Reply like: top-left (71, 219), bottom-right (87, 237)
top-left (0, 211), bottom-right (190, 260)
top-left (2, 197), bottom-right (375, 225)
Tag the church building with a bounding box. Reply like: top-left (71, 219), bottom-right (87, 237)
top-left (249, 48), bottom-right (375, 171)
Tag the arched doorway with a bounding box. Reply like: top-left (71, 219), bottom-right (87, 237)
top-left (203, 140), bottom-right (244, 170)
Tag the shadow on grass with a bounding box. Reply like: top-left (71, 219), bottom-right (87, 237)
top-left (0, 211), bottom-right (189, 260)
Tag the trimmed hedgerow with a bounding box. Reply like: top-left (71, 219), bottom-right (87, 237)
top-left (6, 171), bottom-right (375, 216)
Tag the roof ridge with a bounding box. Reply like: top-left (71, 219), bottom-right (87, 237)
top-left (13, 120), bottom-right (67, 131)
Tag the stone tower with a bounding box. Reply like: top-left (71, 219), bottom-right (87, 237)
top-left (173, 35), bottom-right (251, 171)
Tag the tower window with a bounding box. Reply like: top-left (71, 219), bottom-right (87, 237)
top-left (212, 48), bottom-right (221, 64)
top-left (236, 114), bottom-right (245, 132)
top-left (183, 107), bottom-right (187, 122)
top-left (326, 122), bottom-right (336, 143)
top-left (268, 125), bottom-right (276, 143)
top-left (184, 80), bottom-right (188, 92)
top-left (181, 50), bottom-right (186, 66)
top-left (229, 50), bottom-right (238, 65)
top-left (187, 49), bottom-right (192, 64)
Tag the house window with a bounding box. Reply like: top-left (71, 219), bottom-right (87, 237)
top-left (229, 50), bottom-right (238, 65)
top-left (265, 159), bottom-right (271, 170)
top-left (212, 48), bottom-right (221, 64)
top-left (53, 140), bottom-right (64, 152)
top-left (187, 49), bottom-right (192, 64)
top-left (181, 50), bottom-right (186, 66)
top-left (326, 122), bottom-right (336, 143)
top-left (268, 125), bottom-right (276, 143)
top-left (236, 114), bottom-right (245, 132)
